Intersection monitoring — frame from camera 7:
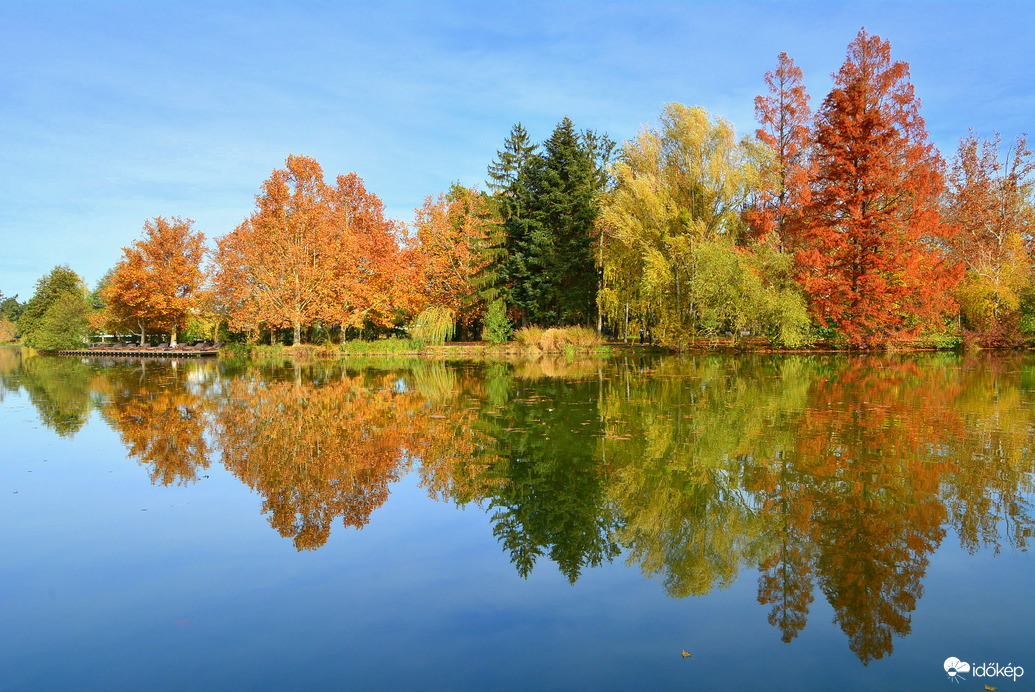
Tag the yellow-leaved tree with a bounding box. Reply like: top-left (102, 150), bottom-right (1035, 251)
top-left (600, 103), bottom-right (809, 348)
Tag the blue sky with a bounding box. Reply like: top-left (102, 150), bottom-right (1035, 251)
top-left (1, 0), bottom-right (1032, 300)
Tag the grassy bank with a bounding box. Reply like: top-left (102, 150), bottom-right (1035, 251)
top-left (216, 326), bottom-right (997, 364)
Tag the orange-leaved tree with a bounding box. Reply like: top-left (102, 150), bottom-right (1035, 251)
top-left (214, 156), bottom-right (400, 343)
top-left (797, 30), bottom-right (960, 346)
top-left (325, 171), bottom-right (401, 330)
top-left (409, 185), bottom-right (495, 330)
top-left (748, 51), bottom-right (812, 251)
top-left (104, 216), bottom-right (206, 345)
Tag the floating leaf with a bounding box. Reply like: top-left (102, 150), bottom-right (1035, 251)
top-left (681, 650), bottom-right (692, 658)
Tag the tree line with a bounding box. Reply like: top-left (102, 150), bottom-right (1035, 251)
top-left (4, 28), bottom-right (1033, 350)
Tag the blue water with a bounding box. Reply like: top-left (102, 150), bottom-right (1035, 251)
top-left (1, 351), bottom-right (1032, 691)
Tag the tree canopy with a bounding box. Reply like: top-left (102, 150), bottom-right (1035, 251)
top-left (104, 216), bottom-right (206, 345)
top-left (18, 265), bottom-right (90, 350)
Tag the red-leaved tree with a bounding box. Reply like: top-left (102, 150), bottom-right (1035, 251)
top-left (797, 30), bottom-right (960, 346)
top-left (749, 51), bottom-right (813, 251)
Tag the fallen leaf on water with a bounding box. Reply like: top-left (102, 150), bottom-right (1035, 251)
top-left (984, 686), bottom-right (997, 691)
top-left (681, 650), bottom-right (692, 658)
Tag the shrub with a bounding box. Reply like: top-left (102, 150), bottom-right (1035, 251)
top-left (923, 331), bottom-right (963, 350)
top-left (220, 342), bottom-right (256, 359)
top-left (25, 293), bottom-right (90, 350)
top-left (514, 326), bottom-right (545, 349)
top-left (482, 299), bottom-right (513, 343)
top-left (340, 337), bottom-right (420, 355)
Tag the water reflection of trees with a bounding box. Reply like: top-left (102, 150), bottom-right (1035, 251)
top-left (7, 350), bottom-right (1035, 664)
top-left (1, 354), bottom-right (97, 436)
top-left (597, 354), bottom-right (1035, 664)
top-left (776, 358), bottom-right (955, 664)
top-left (214, 370), bottom-right (417, 550)
top-left (479, 373), bottom-right (621, 584)
top-left (97, 360), bottom-right (214, 486)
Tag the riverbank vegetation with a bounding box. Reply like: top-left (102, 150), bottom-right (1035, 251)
top-left (5, 29), bottom-right (1034, 355)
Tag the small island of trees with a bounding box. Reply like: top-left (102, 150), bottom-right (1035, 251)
top-left (3, 29), bottom-right (1033, 355)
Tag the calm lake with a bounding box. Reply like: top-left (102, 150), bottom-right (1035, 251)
top-left (1, 347), bottom-right (1033, 691)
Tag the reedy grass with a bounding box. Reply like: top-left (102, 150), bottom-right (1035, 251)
top-left (513, 326), bottom-right (603, 351)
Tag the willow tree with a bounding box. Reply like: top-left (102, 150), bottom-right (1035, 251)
top-left (600, 103), bottom-right (809, 347)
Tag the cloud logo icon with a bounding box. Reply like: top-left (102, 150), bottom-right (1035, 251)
top-left (944, 657), bottom-right (971, 680)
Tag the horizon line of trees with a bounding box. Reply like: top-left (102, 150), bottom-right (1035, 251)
top-left (4, 27), bottom-right (1034, 351)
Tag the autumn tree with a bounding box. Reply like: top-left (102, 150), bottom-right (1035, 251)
top-left (601, 103), bottom-right (809, 347)
top-left (214, 155), bottom-right (399, 344)
top-left (326, 171), bottom-right (401, 331)
top-left (0, 291), bottom-right (18, 343)
top-left (798, 29), bottom-right (960, 346)
top-left (749, 51), bottom-right (812, 251)
top-left (944, 132), bottom-right (1035, 342)
top-left (0, 317), bottom-right (14, 344)
top-left (408, 184), bottom-right (496, 334)
top-left (104, 217), bottom-right (206, 345)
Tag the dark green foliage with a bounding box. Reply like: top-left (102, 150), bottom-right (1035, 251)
top-left (90, 267), bottom-right (116, 310)
top-left (19, 266), bottom-right (90, 350)
top-left (482, 124), bottom-right (538, 309)
top-left (486, 123), bottom-right (538, 198)
top-left (0, 292), bottom-right (25, 322)
top-left (482, 378), bottom-right (622, 583)
top-left (489, 118), bottom-right (613, 328)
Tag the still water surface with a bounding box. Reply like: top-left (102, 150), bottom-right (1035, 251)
top-left (1, 348), bottom-right (1033, 690)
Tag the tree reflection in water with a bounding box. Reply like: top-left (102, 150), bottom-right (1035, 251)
top-left (7, 350), bottom-right (1035, 663)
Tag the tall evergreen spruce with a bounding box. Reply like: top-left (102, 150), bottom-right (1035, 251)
top-left (484, 124), bottom-right (538, 322)
top-left (488, 118), bottom-right (612, 327)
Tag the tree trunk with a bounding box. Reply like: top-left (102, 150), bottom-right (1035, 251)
top-left (170, 326), bottom-right (177, 347)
